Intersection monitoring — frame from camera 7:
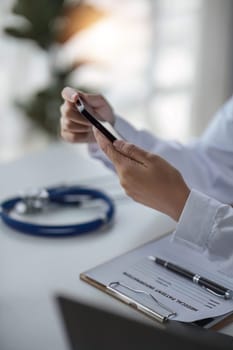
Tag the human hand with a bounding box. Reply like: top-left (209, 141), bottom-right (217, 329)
top-left (60, 87), bottom-right (115, 143)
top-left (93, 128), bottom-right (190, 221)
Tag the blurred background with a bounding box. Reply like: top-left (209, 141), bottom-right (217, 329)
top-left (0, 0), bottom-right (233, 162)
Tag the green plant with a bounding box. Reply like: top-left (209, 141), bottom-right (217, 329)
top-left (5, 0), bottom-right (100, 137)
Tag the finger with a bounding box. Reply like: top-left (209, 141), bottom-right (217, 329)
top-left (60, 117), bottom-right (92, 133)
top-left (60, 102), bottom-right (90, 126)
top-left (113, 140), bottom-right (148, 165)
top-left (61, 130), bottom-right (90, 143)
top-left (93, 128), bottom-right (123, 166)
top-left (79, 92), bottom-right (105, 108)
top-left (61, 86), bottom-right (78, 103)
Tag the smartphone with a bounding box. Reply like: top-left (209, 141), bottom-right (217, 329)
top-left (75, 97), bottom-right (118, 143)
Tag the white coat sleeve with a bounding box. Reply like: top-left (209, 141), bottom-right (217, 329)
top-left (173, 189), bottom-right (233, 261)
top-left (89, 95), bottom-right (233, 204)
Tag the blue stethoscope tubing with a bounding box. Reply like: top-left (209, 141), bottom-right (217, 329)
top-left (0, 186), bottom-right (115, 237)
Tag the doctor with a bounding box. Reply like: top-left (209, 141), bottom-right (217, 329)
top-left (60, 87), bottom-right (233, 257)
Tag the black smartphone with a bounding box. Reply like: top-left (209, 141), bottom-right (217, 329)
top-left (75, 97), bottom-right (117, 143)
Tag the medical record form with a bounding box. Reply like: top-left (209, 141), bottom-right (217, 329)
top-left (80, 232), bottom-right (233, 324)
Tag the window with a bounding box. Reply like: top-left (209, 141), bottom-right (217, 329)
top-left (0, 0), bottom-right (211, 162)
top-left (63, 0), bottom-right (203, 141)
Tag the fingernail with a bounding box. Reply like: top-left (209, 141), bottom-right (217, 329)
top-left (71, 93), bottom-right (78, 102)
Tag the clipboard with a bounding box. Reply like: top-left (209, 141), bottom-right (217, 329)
top-left (80, 274), bottom-right (173, 323)
top-left (80, 231), bottom-right (233, 328)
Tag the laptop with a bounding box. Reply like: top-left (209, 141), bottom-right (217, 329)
top-left (56, 295), bottom-right (233, 350)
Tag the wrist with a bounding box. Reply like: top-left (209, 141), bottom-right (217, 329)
top-left (170, 184), bottom-right (191, 221)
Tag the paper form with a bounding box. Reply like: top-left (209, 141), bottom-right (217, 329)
top-left (109, 235), bottom-right (233, 322)
top-left (83, 234), bottom-right (233, 323)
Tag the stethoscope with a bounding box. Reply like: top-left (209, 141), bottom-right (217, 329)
top-left (0, 185), bottom-right (115, 237)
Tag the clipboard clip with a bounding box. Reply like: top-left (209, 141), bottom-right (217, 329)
top-left (107, 281), bottom-right (177, 323)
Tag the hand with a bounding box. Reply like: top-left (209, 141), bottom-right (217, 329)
top-left (93, 128), bottom-right (190, 221)
top-left (60, 87), bottom-right (115, 143)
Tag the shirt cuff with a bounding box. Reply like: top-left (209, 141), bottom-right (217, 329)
top-left (172, 189), bottom-right (222, 251)
top-left (88, 142), bottom-right (115, 171)
top-left (113, 116), bottom-right (137, 141)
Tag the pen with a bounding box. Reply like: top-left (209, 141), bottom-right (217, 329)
top-left (148, 256), bottom-right (233, 299)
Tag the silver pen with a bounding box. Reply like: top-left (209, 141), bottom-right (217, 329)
top-left (148, 256), bottom-right (233, 299)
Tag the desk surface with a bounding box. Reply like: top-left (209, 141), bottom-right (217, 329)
top-left (0, 143), bottom-right (232, 350)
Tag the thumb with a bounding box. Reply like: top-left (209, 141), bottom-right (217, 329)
top-left (93, 128), bottom-right (123, 166)
top-left (113, 140), bottom-right (148, 165)
top-left (61, 86), bottom-right (78, 103)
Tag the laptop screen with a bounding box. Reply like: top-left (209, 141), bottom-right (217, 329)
top-left (56, 295), bottom-right (233, 350)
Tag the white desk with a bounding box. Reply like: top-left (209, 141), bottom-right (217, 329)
top-left (0, 143), bottom-right (232, 350)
